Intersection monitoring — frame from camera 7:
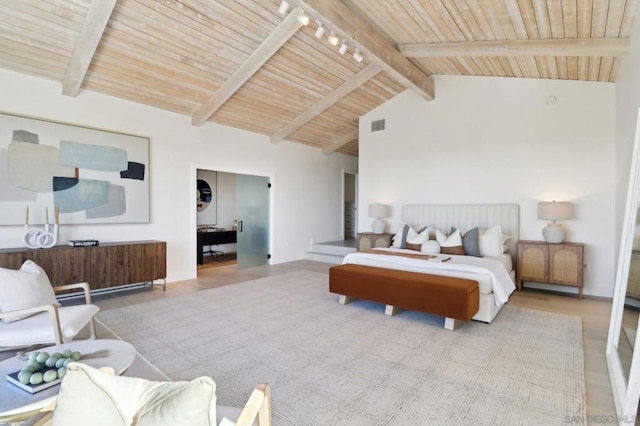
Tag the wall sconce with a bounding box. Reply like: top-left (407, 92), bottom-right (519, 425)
top-left (369, 204), bottom-right (391, 234)
top-left (537, 201), bottom-right (573, 243)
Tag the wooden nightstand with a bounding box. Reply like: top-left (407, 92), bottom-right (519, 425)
top-left (517, 240), bottom-right (584, 298)
top-left (356, 232), bottom-right (394, 251)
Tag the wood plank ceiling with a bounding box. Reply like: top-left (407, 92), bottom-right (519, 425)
top-left (0, 0), bottom-right (636, 157)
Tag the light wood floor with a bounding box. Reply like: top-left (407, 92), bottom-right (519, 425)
top-left (82, 260), bottom-right (620, 421)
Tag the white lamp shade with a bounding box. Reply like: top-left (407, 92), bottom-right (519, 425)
top-left (368, 204), bottom-right (390, 218)
top-left (537, 201), bottom-right (573, 221)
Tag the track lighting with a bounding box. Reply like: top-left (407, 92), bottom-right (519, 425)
top-left (353, 49), bottom-right (363, 63)
top-left (338, 40), bottom-right (348, 55)
top-left (278, 0), bottom-right (289, 15)
top-left (314, 22), bottom-right (325, 38)
top-left (297, 11), bottom-right (310, 25)
top-left (328, 31), bottom-right (339, 46)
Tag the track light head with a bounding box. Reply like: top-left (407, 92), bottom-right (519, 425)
top-left (353, 49), bottom-right (363, 63)
top-left (314, 22), bottom-right (325, 38)
top-left (297, 11), bottom-right (310, 25)
top-left (338, 41), bottom-right (348, 55)
top-left (328, 31), bottom-right (339, 46)
top-left (278, 0), bottom-right (289, 15)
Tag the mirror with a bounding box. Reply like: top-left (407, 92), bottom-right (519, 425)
top-left (606, 108), bottom-right (640, 422)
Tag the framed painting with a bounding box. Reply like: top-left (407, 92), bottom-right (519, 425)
top-left (196, 169), bottom-right (217, 226)
top-left (0, 112), bottom-right (150, 225)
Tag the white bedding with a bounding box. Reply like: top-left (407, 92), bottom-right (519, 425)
top-left (342, 248), bottom-right (516, 307)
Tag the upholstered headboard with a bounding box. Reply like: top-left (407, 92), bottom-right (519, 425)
top-left (402, 204), bottom-right (520, 263)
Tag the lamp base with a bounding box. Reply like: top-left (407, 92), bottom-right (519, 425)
top-left (542, 223), bottom-right (566, 243)
top-left (372, 219), bottom-right (385, 234)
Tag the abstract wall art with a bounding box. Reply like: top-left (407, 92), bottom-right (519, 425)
top-left (0, 112), bottom-right (150, 225)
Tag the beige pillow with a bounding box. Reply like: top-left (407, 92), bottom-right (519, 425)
top-left (0, 260), bottom-right (59, 323)
top-left (52, 363), bottom-right (217, 426)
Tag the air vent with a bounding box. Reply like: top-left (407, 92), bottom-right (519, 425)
top-left (371, 119), bottom-right (385, 132)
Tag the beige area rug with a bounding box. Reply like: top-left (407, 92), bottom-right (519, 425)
top-left (97, 270), bottom-right (586, 425)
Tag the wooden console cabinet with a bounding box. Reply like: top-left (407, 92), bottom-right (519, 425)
top-left (516, 240), bottom-right (584, 298)
top-left (0, 240), bottom-right (166, 292)
top-left (356, 232), bottom-right (394, 251)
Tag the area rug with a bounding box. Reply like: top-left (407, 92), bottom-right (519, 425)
top-left (97, 270), bottom-right (586, 425)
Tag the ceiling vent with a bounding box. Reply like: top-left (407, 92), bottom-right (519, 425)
top-left (371, 119), bottom-right (385, 132)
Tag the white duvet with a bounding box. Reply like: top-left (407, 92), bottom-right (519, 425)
top-left (342, 248), bottom-right (516, 307)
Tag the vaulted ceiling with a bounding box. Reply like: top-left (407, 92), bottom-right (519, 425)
top-left (0, 0), bottom-right (636, 156)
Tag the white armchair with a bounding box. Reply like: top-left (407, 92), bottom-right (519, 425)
top-left (0, 282), bottom-right (99, 349)
top-left (0, 260), bottom-right (100, 349)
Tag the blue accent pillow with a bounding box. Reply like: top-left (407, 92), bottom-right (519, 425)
top-left (451, 227), bottom-right (481, 257)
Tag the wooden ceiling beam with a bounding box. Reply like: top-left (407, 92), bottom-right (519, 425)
top-left (398, 38), bottom-right (630, 58)
top-left (62, 0), bottom-right (117, 97)
top-left (192, 9), bottom-right (304, 126)
top-left (271, 63), bottom-right (380, 143)
top-left (290, 0), bottom-right (434, 101)
top-left (323, 128), bottom-right (358, 154)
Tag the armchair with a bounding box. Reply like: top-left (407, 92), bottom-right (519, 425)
top-left (0, 282), bottom-right (99, 349)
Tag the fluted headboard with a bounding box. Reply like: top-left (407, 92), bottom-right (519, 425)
top-left (402, 204), bottom-right (520, 263)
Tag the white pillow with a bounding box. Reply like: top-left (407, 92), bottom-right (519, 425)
top-left (52, 363), bottom-right (217, 426)
top-left (407, 227), bottom-right (429, 245)
top-left (0, 260), bottom-right (59, 323)
top-left (435, 229), bottom-right (462, 247)
top-left (420, 240), bottom-right (441, 254)
top-left (479, 225), bottom-right (503, 257)
top-left (391, 223), bottom-right (418, 248)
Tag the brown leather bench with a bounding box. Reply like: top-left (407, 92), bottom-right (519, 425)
top-left (329, 263), bottom-right (480, 330)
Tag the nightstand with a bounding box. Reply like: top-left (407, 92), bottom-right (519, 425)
top-left (356, 232), bottom-right (394, 251)
top-left (517, 240), bottom-right (584, 298)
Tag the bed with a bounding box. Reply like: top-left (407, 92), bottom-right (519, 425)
top-left (330, 204), bottom-right (519, 325)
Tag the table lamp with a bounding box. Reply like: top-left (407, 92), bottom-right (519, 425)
top-left (369, 204), bottom-right (391, 234)
top-left (537, 201), bottom-right (573, 243)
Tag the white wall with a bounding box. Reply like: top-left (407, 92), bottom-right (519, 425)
top-left (359, 75), bottom-right (615, 297)
top-left (0, 69), bottom-right (358, 282)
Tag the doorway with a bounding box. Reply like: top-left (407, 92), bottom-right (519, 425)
top-left (344, 172), bottom-right (357, 240)
top-left (197, 169), bottom-right (238, 270)
top-left (196, 168), bottom-right (271, 273)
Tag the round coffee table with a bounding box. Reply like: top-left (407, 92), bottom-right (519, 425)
top-left (0, 339), bottom-right (136, 423)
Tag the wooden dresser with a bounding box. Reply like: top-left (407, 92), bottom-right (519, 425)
top-left (0, 240), bottom-right (166, 292)
top-left (516, 240), bottom-right (584, 298)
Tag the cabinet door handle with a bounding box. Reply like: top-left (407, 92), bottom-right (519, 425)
top-left (238, 220), bottom-right (243, 232)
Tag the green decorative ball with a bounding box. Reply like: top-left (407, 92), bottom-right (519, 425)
top-left (28, 352), bottom-right (40, 363)
top-left (29, 372), bottom-right (43, 385)
top-left (43, 369), bottom-right (58, 383)
top-left (35, 352), bottom-right (49, 363)
top-left (71, 351), bottom-right (81, 361)
top-left (45, 356), bottom-right (59, 368)
top-left (57, 367), bottom-right (67, 379)
top-left (18, 370), bottom-right (32, 384)
top-left (62, 349), bottom-right (73, 358)
top-left (55, 358), bottom-right (66, 369)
